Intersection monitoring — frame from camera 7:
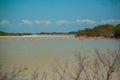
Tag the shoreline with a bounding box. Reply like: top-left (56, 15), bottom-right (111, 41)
top-left (0, 35), bottom-right (120, 40)
top-left (75, 36), bottom-right (120, 40)
top-left (0, 34), bottom-right (75, 38)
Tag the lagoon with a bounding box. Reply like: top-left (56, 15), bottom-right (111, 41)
top-left (0, 35), bottom-right (120, 79)
top-left (0, 35), bottom-right (119, 66)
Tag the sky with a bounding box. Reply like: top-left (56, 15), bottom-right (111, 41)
top-left (0, 0), bottom-right (120, 33)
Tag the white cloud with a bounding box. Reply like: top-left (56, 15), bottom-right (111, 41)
top-left (34, 20), bottom-right (51, 25)
top-left (76, 19), bottom-right (96, 24)
top-left (76, 20), bottom-right (81, 23)
top-left (22, 19), bottom-right (32, 25)
top-left (101, 19), bottom-right (120, 23)
top-left (34, 20), bottom-right (41, 24)
top-left (0, 19), bottom-right (9, 26)
top-left (56, 20), bottom-right (69, 25)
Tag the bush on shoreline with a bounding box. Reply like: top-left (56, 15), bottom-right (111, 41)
top-left (76, 24), bottom-right (120, 39)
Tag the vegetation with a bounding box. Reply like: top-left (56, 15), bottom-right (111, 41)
top-left (0, 24), bottom-right (120, 38)
top-left (113, 24), bottom-right (120, 38)
top-left (76, 28), bottom-right (92, 37)
top-left (36, 31), bottom-right (76, 35)
top-left (0, 31), bottom-right (32, 36)
top-left (0, 65), bottom-right (27, 80)
top-left (0, 49), bottom-right (120, 80)
top-left (76, 24), bottom-right (120, 38)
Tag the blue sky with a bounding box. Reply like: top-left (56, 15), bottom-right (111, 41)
top-left (0, 0), bottom-right (120, 33)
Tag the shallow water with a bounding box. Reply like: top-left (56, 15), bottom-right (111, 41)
top-left (0, 35), bottom-right (120, 68)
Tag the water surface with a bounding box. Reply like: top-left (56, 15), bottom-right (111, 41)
top-left (0, 35), bottom-right (119, 68)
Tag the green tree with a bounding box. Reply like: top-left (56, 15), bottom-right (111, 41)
top-left (76, 28), bottom-right (92, 37)
top-left (92, 24), bottom-right (113, 37)
top-left (114, 24), bottom-right (120, 38)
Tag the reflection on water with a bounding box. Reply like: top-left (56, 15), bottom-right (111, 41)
top-left (0, 35), bottom-right (119, 67)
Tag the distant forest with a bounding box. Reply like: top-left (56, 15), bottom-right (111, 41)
top-left (0, 24), bottom-right (120, 38)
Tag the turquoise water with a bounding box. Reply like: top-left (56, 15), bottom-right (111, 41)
top-left (0, 35), bottom-right (120, 68)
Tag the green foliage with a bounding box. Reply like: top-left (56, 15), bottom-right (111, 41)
top-left (76, 24), bottom-right (120, 38)
top-left (92, 24), bottom-right (113, 37)
top-left (36, 32), bottom-right (76, 35)
top-left (76, 28), bottom-right (92, 36)
top-left (0, 31), bottom-right (32, 36)
top-left (113, 24), bottom-right (120, 38)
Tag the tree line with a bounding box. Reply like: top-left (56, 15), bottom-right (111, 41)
top-left (0, 24), bottom-right (120, 38)
top-left (76, 24), bottom-right (120, 38)
top-left (0, 31), bottom-right (32, 36)
top-left (36, 31), bottom-right (76, 35)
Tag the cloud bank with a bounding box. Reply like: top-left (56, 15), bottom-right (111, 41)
top-left (22, 19), bottom-right (32, 25)
top-left (1, 19), bottom-right (120, 27)
top-left (34, 20), bottom-right (51, 25)
top-left (76, 19), bottom-right (96, 24)
top-left (101, 19), bottom-right (120, 23)
top-left (56, 20), bottom-right (69, 25)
